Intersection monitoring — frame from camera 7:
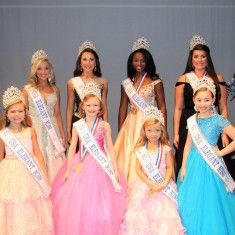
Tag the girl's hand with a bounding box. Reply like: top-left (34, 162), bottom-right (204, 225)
top-left (173, 134), bottom-right (179, 149)
top-left (63, 170), bottom-right (69, 182)
top-left (212, 146), bottom-right (222, 157)
top-left (180, 168), bottom-right (186, 182)
top-left (148, 182), bottom-right (166, 196)
top-left (222, 133), bottom-right (229, 147)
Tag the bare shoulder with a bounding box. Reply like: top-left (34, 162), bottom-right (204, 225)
top-left (103, 121), bottom-right (111, 131)
top-left (216, 73), bottom-right (225, 82)
top-left (177, 74), bottom-right (187, 82)
top-left (99, 77), bottom-right (108, 85)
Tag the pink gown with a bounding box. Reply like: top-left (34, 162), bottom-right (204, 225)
top-left (120, 145), bottom-right (185, 235)
top-left (0, 128), bottom-right (54, 235)
top-left (51, 121), bottom-right (127, 235)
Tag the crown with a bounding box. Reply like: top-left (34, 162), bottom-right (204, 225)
top-left (78, 40), bottom-right (97, 56)
top-left (81, 82), bottom-right (101, 100)
top-left (192, 78), bottom-right (216, 95)
top-left (143, 105), bottom-right (165, 125)
top-left (132, 37), bottom-right (150, 52)
top-left (2, 86), bottom-right (25, 109)
top-left (189, 35), bottom-right (207, 51)
top-left (31, 49), bottom-right (48, 64)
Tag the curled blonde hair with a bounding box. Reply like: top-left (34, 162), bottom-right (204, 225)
top-left (134, 118), bottom-right (170, 152)
top-left (0, 101), bottom-right (31, 130)
top-left (29, 58), bottom-right (56, 87)
top-left (77, 94), bottom-right (104, 118)
top-left (194, 87), bottom-right (215, 98)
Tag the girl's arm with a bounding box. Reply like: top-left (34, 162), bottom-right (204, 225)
top-left (180, 132), bottom-right (192, 181)
top-left (103, 122), bottom-right (119, 179)
top-left (217, 74), bottom-right (229, 147)
top-left (66, 80), bottom-right (75, 144)
top-left (64, 126), bottom-right (79, 181)
top-left (31, 127), bottom-right (49, 183)
top-left (154, 80), bottom-right (167, 126)
top-left (0, 138), bottom-right (5, 162)
top-left (54, 87), bottom-right (66, 148)
top-left (118, 86), bottom-right (129, 131)
top-left (173, 75), bottom-right (185, 148)
top-left (101, 78), bottom-right (108, 121)
top-left (216, 124), bottom-right (235, 156)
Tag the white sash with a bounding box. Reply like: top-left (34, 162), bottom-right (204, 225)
top-left (0, 128), bottom-right (51, 196)
top-left (71, 76), bottom-right (85, 99)
top-left (27, 87), bottom-right (64, 155)
top-left (74, 119), bottom-right (122, 192)
top-left (187, 114), bottom-right (235, 192)
top-left (136, 147), bottom-right (177, 203)
top-left (122, 78), bottom-right (149, 112)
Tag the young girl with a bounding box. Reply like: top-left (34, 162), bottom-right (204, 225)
top-left (51, 82), bottom-right (126, 235)
top-left (120, 106), bottom-right (185, 235)
top-left (178, 78), bottom-right (235, 234)
top-left (0, 86), bottom-right (54, 235)
top-left (115, 37), bottom-right (167, 184)
top-left (22, 49), bottom-right (65, 183)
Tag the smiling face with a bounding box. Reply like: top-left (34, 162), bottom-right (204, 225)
top-left (36, 60), bottom-right (51, 82)
top-left (132, 52), bottom-right (146, 73)
top-left (192, 50), bottom-right (208, 71)
top-left (80, 51), bottom-right (96, 74)
top-left (144, 122), bottom-right (162, 144)
top-left (193, 89), bottom-right (215, 114)
top-left (6, 102), bottom-right (25, 126)
top-left (83, 95), bottom-right (101, 118)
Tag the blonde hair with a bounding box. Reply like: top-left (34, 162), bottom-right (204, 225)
top-left (194, 87), bottom-right (215, 98)
top-left (77, 94), bottom-right (104, 118)
top-left (29, 58), bottom-right (56, 87)
top-left (134, 118), bottom-right (170, 152)
top-left (0, 101), bottom-right (31, 130)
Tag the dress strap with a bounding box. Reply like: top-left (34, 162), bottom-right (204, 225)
top-left (152, 79), bottom-right (162, 86)
top-left (175, 81), bottom-right (187, 87)
top-left (218, 81), bottom-right (227, 87)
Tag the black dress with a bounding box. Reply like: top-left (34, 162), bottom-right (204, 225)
top-left (174, 81), bottom-right (234, 176)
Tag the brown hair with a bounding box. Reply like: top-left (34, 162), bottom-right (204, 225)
top-left (77, 94), bottom-right (104, 118)
top-left (0, 101), bottom-right (31, 130)
top-left (134, 118), bottom-right (170, 152)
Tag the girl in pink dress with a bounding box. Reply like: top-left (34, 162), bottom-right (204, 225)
top-left (0, 86), bottom-right (54, 235)
top-left (120, 106), bottom-right (185, 235)
top-left (51, 82), bottom-right (126, 235)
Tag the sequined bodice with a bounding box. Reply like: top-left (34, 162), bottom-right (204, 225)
top-left (5, 128), bottom-right (33, 159)
top-left (28, 88), bottom-right (57, 117)
top-left (136, 80), bottom-right (160, 105)
top-left (190, 114), bottom-right (230, 151)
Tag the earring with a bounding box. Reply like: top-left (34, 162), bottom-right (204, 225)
top-left (6, 116), bottom-right (10, 125)
top-left (79, 65), bottom-right (83, 72)
top-left (194, 105), bottom-right (198, 112)
top-left (48, 75), bottom-right (52, 83)
top-left (211, 104), bottom-right (217, 113)
top-left (94, 66), bottom-right (97, 72)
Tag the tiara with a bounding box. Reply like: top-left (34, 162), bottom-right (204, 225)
top-left (2, 86), bottom-right (25, 109)
top-left (189, 35), bottom-right (207, 51)
top-left (78, 40), bottom-right (97, 56)
top-left (143, 105), bottom-right (165, 126)
top-left (81, 82), bottom-right (101, 100)
top-left (132, 37), bottom-right (150, 52)
top-left (31, 49), bottom-right (48, 64)
top-left (192, 78), bottom-right (216, 95)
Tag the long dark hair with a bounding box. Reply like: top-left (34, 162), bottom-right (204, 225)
top-left (127, 48), bottom-right (160, 81)
top-left (73, 48), bottom-right (102, 77)
top-left (184, 44), bottom-right (218, 83)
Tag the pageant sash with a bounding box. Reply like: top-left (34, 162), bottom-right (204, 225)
top-left (187, 114), bottom-right (235, 192)
top-left (0, 128), bottom-right (51, 196)
top-left (81, 116), bottom-right (99, 160)
top-left (186, 71), bottom-right (207, 86)
top-left (71, 76), bottom-right (85, 99)
top-left (122, 76), bottom-right (149, 112)
top-left (74, 119), bottom-right (122, 192)
top-left (136, 147), bottom-right (177, 203)
top-left (146, 141), bottom-right (162, 168)
top-left (27, 87), bottom-right (64, 155)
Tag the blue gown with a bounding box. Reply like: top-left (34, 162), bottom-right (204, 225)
top-left (177, 114), bottom-right (235, 235)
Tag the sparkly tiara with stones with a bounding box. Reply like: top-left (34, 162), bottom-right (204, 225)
top-left (189, 35), bottom-right (207, 51)
top-left (143, 105), bottom-right (165, 126)
top-left (2, 86), bottom-right (25, 109)
top-left (81, 82), bottom-right (101, 101)
top-left (31, 49), bottom-right (48, 65)
top-left (78, 40), bottom-right (97, 56)
top-left (132, 37), bottom-right (150, 52)
top-left (192, 78), bottom-right (216, 96)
